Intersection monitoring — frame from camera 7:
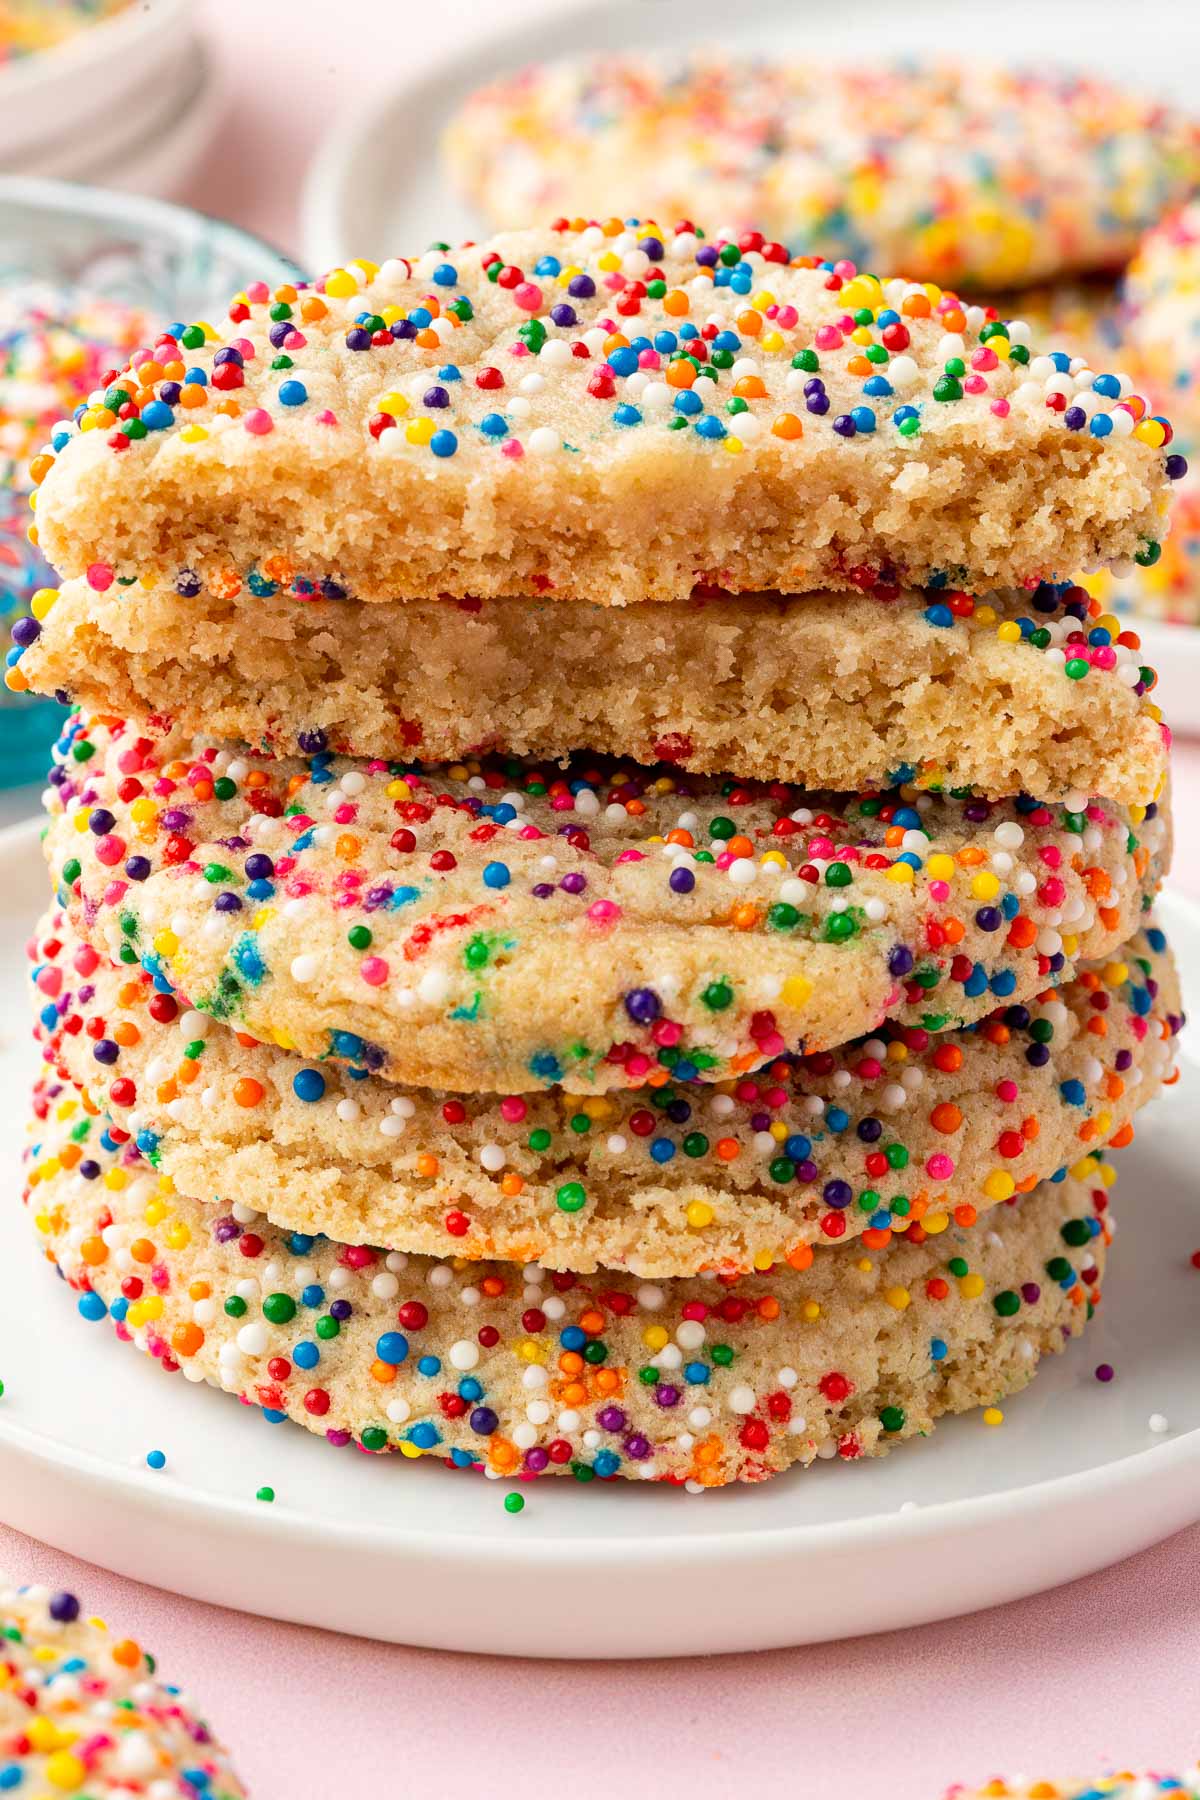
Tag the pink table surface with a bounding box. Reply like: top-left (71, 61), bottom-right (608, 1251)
top-left (4, 5), bottom-right (1199, 1791)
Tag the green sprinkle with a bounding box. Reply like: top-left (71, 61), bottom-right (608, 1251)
top-left (255, 1485), bottom-right (274, 1502)
top-left (556, 1181), bottom-right (587, 1213)
top-left (504, 1492), bottom-right (525, 1513)
top-left (347, 925), bottom-right (373, 950)
top-left (880, 1406), bottom-right (905, 1433)
top-left (528, 1128), bottom-right (552, 1153)
top-left (701, 980), bottom-right (734, 1010)
top-left (262, 1293), bottom-right (296, 1324)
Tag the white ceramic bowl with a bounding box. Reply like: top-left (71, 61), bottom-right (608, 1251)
top-left (0, 0), bottom-right (192, 164)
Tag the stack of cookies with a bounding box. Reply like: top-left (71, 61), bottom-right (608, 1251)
top-left (12, 221), bottom-right (1185, 1487)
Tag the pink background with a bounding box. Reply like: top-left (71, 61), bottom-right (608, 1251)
top-left (4, 3), bottom-right (1200, 1793)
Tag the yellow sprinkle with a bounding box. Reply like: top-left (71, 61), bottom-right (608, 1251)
top-left (180, 425), bottom-right (208, 444)
top-left (1103, 961), bottom-right (1129, 988)
top-left (884, 1285), bottom-right (911, 1311)
top-left (801, 1299), bottom-right (821, 1322)
top-left (923, 1211), bottom-right (950, 1235)
top-left (685, 1201), bottom-right (714, 1230)
top-left (152, 929), bottom-right (178, 957)
top-left (781, 974), bottom-right (813, 1007)
top-left (970, 871), bottom-right (1000, 901)
top-left (349, 258), bottom-right (379, 280)
top-left (886, 862), bottom-right (915, 885)
top-left (958, 1273), bottom-right (986, 1300)
top-left (926, 853), bottom-right (956, 882)
top-left (45, 1750), bottom-right (87, 1790)
top-left (983, 1407), bottom-right (1005, 1426)
top-left (983, 1170), bottom-right (1016, 1202)
top-left (399, 1441), bottom-right (424, 1458)
top-left (324, 269), bottom-right (359, 299)
top-left (386, 779), bottom-right (413, 800)
top-left (375, 391), bottom-right (409, 419)
top-left (769, 1121), bottom-right (789, 1142)
top-left (30, 586), bottom-right (58, 620)
top-left (102, 1168), bottom-right (128, 1192)
top-left (405, 417), bottom-right (434, 446)
top-left (722, 435), bottom-right (744, 454)
top-left (516, 1339), bottom-right (546, 1364)
top-left (996, 620), bottom-right (1022, 644)
top-left (642, 1325), bottom-right (669, 1351)
top-left (975, 604), bottom-right (998, 624)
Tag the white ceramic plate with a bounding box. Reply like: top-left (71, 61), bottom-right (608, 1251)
top-left (0, 816), bottom-right (1197, 1658)
top-left (302, 0), bottom-right (1200, 267)
top-left (0, 0), bottom-right (191, 163)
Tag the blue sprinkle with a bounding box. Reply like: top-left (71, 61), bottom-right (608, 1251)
top-left (145, 1449), bottom-right (166, 1470)
top-left (482, 861), bottom-right (511, 889)
top-left (375, 1332), bottom-right (409, 1365)
top-left (278, 380), bottom-right (307, 406)
top-left (78, 1292), bottom-right (107, 1322)
top-left (293, 1067), bottom-right (326, 1102)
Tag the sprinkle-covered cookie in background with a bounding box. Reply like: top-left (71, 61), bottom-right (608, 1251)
top-left (443, 58), bottom-right (1200, 291)
top-left (12, 578), bottom-right (1172, 806)
top-left (1094, 200), bottom-right (1200, 625)
top-left (42, 713), bottom-right (1171, 1096)
top-left (31, 909), bottom-right (1181, 1279)
top-left (26, 1088), bottom-right (1114, 1487)
top-left (948, 1775), bottom-right (1200, 1799)
top-left (0, 1574), bottom-right (245, 1797)
top-left (26, 225), bottom-right (1186, 606)
top-left (0, 0), bottom-right (131, 61)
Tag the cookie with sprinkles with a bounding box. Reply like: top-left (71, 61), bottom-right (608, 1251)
top-left (443, 58), bottom-right (1200, 290)
top-left (31, 909), bottom-right (1181, 1279)
top-left (948, 1776), bottom-right (1200, 1800)
top-left (26, 1091), bottom-right (1114, 1487)
top-left (0, 1574), bottom-right (245, 1798)
top-left (28, 225), bottom-right (1186, 605)
top-left (13, 577), bottom-right (1171, 805)
top-left (43, 713), bottom-right (1171, 1096)
top-left (1091, 199), bottom-right (1200, 625)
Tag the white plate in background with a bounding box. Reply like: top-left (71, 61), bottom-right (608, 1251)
top-left (1, 815), bottom-right (1197, 1659)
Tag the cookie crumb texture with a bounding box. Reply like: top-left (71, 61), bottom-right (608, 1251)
top-left (0, 1575), bottom-right (245, 1797)
top-left (30, 225), bottom-right (1183, 604)
top-left (32, 909), bottom-right (1180, 1279)
top-left (21, 579), bottom-right (1170, 805)
top-left (26, 1094), bottom-right (1113, 1486)
top-left (444, 58), bottom-right (1200, 289)
top-left (44, 714), bottom-right (1171, 1095)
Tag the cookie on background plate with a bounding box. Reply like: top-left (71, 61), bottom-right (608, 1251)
top-left (0, 1575), bottom-right (245, 1797)
top-left (43, 714), bottom-right (1171, 1096)
top-left (443, 57), bottom-right (1200, 290)
top-left (31, 909), bottom-right (1181, 1279)
top-left (948, 1776), bottom-right (1200, 1799)
top-left (15, 578), bottom-right (1171, 805)
top-left (26, 1086), bottom-right (1114, 1487)
top-left (28, 225), bottom-right (1185, 605)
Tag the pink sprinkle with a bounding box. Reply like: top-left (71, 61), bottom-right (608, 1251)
top-left (814, 325), bottom-right (843, 351)
top-left (652, 1020), bottom-right (683, 1048)
top-left (501, 439), bottom-right (524, 458)
top-left (996, 1079), bottom-right (1019, 1102)
top-left (514, 281), bottom-right (543, 310)
top-left (87, 562), bottom-right (114, 592)
top-left (626, 1053), bottom-right (651, 1077)
top-left (243, 408), bottom-right (273, 435)
top-left (1039, 845), bottom-right (1062, 868)
top-left (756, 1032), bottom-right (786, 1057)
top-left (832, 260), bottom-right (857, 280)
top-left (775, 305), bottom-right (798, 328)
top-left (246, 282), bottom-right (270, 303)
top-left (231, 336), bottom-right (255, 361)
top-left (990, 398), bottom-right (1011, 418)
top-left (963, 374), bottom-right (988, 394)
top-left (359, 956), bottom-right (389, 986)
top-left (929, 879), bottom-right (950, 903)
top-left (315, 409), bottom-right (338, 426)
top-left (35, 966), bottom-right (61, 996)
top-left (971, 347), bottom-right (999, 371)
top-left (855, 1057), bottom-right (883, 1080)
top-left (500, 1096), bottom-right (528, 1123)
top-left (283, 330), bottom-right (307, 349)
top-left (637, 348), bottom-right (662, 370)
top-left (333, 803), bottom-right (357, 824)
top-left (587, 899), bottom-right (621, 925)
top-left (94, 835), bottom-right (125, 866)
top-left (602, 272), bottom-right (625, 293)
top-left (72, 944), bottom-right (99, 976)
top-left (926, 1152), bottom-right (955, 1181)
top-left (509, 342), bottom-right (531, 358)
top-left (101, 880), bottom-right (128, 906)
top-left (613, 848), bottom-right (645, 864)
